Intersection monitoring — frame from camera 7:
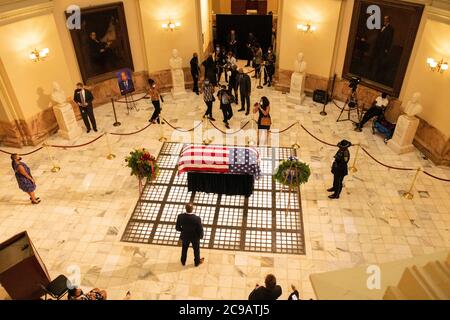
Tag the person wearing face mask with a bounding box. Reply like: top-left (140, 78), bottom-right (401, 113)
top-left (217, 85), bottom-right (233, 129)
top-left (11, 154), bottom-right (40, 204)
top-left (202, 78), bottom-right (216, 121)
top-left (147, 79), bottom-right (164, 124)
top-left (237, 68), bottom-right (252, 115)
top-left (253, 96), bottom-right (271, 145)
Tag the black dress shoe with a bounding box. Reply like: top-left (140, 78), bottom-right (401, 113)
top-left (328, 194), bottom-right (340, 199)
top-left (327, 188), bottom-right (335, 192)
top-left (93, 128), bottom-right (98, 132)
top-left (245, 112), bottom-right (249, 116)
top-left (195, 258), bottom-right (205, 267)
top-left (209, 117), bottom-right (216, 121)
top-left (238, 109), bottom-right (245, 112)
top-left (181, 261), bottom-right (186, 266)
top-left (87, 129), bottom-right (91, 133)
top-left (225, 123), bottom-right (230, 129)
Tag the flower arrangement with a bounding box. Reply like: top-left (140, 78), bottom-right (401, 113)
top-left (274, 156), bottom-right (311, 187)
top-left (125, 148), bottom-right (159, 181)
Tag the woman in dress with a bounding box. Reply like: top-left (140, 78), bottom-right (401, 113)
top-left (202, 78), bottom-right (216, 121)
top-left (11, 154), bottom-right (40, 204)
top-left (147, 79), bottom-right (163, 124)
top-left (253, 96), bottom-right (271, 146)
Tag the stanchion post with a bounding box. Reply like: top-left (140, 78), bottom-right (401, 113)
top-left (249, 109), bottom-right (257, 146)
top-left (403, 168), bottom-right (421, 200)
top-left (202, 117), bottom-right (212, 145)
top-left (158, 112), bottom-right (167, 142)
top-left (43, 142), bottom-right (60, 173)
top-left (105, 133), bottom-right (116, 160)
top-left (111, 98), bottom-right (121, 127)
top-left (349, 144), bottom-right (360, 173)
top-left (291, 122), bottom-right (301, 150)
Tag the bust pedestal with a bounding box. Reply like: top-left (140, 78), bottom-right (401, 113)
top-left (171, 69), bottom-right (187, 99)
top-left (53, 102), bottom-right (82, 140)
top-left (286, 72), bottom-right (306, 105)
top-left (387, 115), bottom-right (419, 154)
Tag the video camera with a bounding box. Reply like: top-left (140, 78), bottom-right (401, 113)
top-left (348, 76), bottom-right (361, 92)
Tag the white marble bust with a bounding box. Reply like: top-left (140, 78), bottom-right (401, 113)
top-left (294, 52), bottom-right (307, 74)
top-left (169, 49), bottom-right (182, 70)
top-left (403, 92), bottom-right (423, 118)
top-left (50, 81), bottom-right (67, 105)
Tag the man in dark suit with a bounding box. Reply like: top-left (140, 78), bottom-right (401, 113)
top-left (327, 140), bottom-right (351, 199)
top-left (190, 53), bottom-right (201, 95)
top-left (237, 68), bottom-right (252, 115)
top-left (118, 71), bottom-right (135, 96)
top-left (371, 16), bottom-right (394, 82)
top-left (248, 274), bottom-right (282, 300)
top-left (175, 204), bottom-right (205, 267)
top-left (73, 83), bottom-right (97, 133)
top-left (227, 29), bottom-right (238, 57)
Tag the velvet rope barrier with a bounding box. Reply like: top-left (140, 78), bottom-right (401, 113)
top-left (0, 146), bottom-right (44, 156)
top-left (162, 118), bottom-right (203, 132)
top-left (114, 93), bottom-right (149, 104)
top-left (422, 171), bottom-right (450, 182)
top-left (299, 124), bottom-right (337, 147)
top-left (47, 133), bottom-right (106, 149)
top-left (269, 122), bottom-right (298, 134)
top-left (360, 147), bottom-right (415, 171)
top-left (109, 123), bottom-right (153, 136)
top-left (208, 120), bottom-right (250, 135)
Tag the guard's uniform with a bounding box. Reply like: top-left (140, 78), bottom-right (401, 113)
top-left (330, 148), bottom-right (350, 198)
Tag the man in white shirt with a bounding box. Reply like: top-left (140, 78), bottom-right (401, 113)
top-left (355, 92), bottom-right (389, 130)
top-left (73, 83), bottom-right (97, 133)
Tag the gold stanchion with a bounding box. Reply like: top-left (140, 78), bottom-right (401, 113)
top-left (202, 118), bottom-right (212, 145)
top-left (403, 168), bottom-right (421, 200)
top-left (349, 144), bottom-right (360, 173)
top-left (105, 133), bottom-right (116, 160)
top-left (158, 113), bottom-right (167, 142)
top-left (43, 142), bottom-right (60, 173)
top-left (249, 110), bottom-right (256, 146)
top-left (291, 122), bottom-right (301, 149)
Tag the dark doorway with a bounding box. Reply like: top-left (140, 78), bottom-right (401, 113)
top-left (215, 14), bottom-right (273, 59)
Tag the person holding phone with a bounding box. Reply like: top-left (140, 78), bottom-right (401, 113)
top-left (253, 96), bottom-right (271, 145)
top-left (147, 79), bottom-right (164, 124)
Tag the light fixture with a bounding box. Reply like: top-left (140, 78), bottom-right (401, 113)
top-left (427, 57), bottom-right (448, 73)
top-left (297, 23), bottom-right (317, 33)
top-left (162, 20), bottom-right (181, 31)
top-left (29, 48), bottom-right (49, 62)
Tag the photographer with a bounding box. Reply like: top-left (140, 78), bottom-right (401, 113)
top-left (355, 92), bottom-right (389, 130)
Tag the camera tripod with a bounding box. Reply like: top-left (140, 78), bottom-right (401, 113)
top-left (335, 89), bottom-right (361, 124)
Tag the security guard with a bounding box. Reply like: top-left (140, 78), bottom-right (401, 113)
top-left (328, 140), bottom-right (351, 199)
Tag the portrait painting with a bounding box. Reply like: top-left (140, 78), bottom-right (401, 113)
top-left (67, 2), bottom-right (134, 84)
top-left (343, 0), bottom-right (424, 97)
top-left (116, 68), bottom-right (135, 96)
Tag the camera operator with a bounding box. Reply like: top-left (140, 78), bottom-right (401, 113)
top-left (355, 92), bottom-right (389, 130)
top-left (263, 46), bottom-right (276, 87)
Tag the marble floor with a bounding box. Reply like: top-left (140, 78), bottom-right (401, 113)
top-left (1, 70), bottom-right (450, 300)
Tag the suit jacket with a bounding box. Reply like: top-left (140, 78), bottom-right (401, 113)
top-left (74, 89), bottom-right (94, 108)
top-left (119, 79), bottom-right (135, 95)
top-left (331, 149), bottom-right (350, 176)
top-left (175, 213), bottom-right (204, 241)
top-left (190, 57), bottom-right (200, 76)
top-left (238, 73), bottom-right (251, 96)
top-left (374, 24), bottom-right (394, 55)
top-left (248, 285), bottom-right (282, 300)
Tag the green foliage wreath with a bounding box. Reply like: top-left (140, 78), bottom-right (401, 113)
top-left (274, 156), bottom-right (311, 187)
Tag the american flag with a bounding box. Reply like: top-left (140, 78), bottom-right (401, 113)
top-left (178, 145), bottom-right (261, 179)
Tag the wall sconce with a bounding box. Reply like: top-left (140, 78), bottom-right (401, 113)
top-left (162, 21), bottom-right (181, 31)
top-left (427, 58), bottom-right (448, 73)
top-left (297, 23), bottom-right (317, 33)
top-left (29, 48), bottom-right (49, 62)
